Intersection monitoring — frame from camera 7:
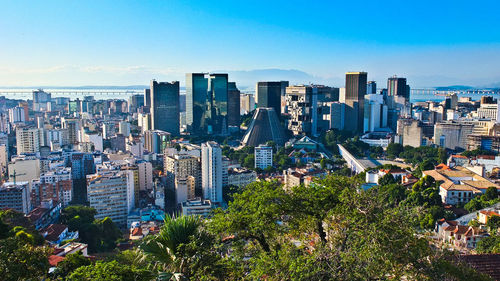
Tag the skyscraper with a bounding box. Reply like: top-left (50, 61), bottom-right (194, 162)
top-left (367, 81), bottom-right (377, 94)
top-left (227, 82), bottom-right (241, 127)
top-left (32, 89), bottom-right (51, 111)
top-left (67, 152), bottom-right (95, 205)
top-left (345, 72), bottom-right (368, 133)
top-left (256, 81), bottom-right (288, 116)
top-left (144, 89), bottom-right (151, 108)
top-left (201, 142), bottom-right (223, 203)
top-left (186, 73), bottom-right (228, 135)
top-left (150, 80), bottom-right (180, 136)
top-left (387, 76), bottom-right (410, 99)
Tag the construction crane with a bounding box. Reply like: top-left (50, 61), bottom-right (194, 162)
top-left (9, 170), bottom-right (26, 185)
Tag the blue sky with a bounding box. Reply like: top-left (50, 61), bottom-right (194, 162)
top-left (1, 0), bottom-right (500, 88)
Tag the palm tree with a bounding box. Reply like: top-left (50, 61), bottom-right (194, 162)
top-left (139, 214), bottom-right (201, 279)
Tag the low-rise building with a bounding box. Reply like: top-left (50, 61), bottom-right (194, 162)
top-left (423, 165), bottom-right (500, 205)
top-left (181, 198), bottom-right (213, 217)
top-left (0, 181), bottom-right (30, 213)
top-left (228, 168), bottom-right (257, 188)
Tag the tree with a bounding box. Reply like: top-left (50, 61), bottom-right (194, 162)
top-left (54, 251), bottom-right (91, 278)
top-left (484, 186), bottom-right (499, 201)
top-left (386, 143), bottom-right (404, 158)
top-left (487, 215), bottom-right (500, 234)
top-left (67, 260), bottom-right (154, 281)
top-left (476, 235), bottom-right (500, 254)
top-left (378, 173), bottom-right (397, 186)
top-left (140, 214), bottom-right (226, 279)
top-left (0, 237), bottom-right (51, 281)
top-left (209, 181), bottom-right (287, 253)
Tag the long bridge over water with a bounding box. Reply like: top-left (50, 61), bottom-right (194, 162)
top-left (0, 88), bottom-right (498, 100)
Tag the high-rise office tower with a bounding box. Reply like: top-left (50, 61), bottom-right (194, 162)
top-left (164, 153), bottom-right (201, 204)
top-left (87, 170), bottom-right (134, 227)
top-left (227, 82), bottom-right (241, 127)
top-left (256, 81), bottom-right (289, 116)
top-left (144, 89), bottom-right (151, 108)
top-left (144, 130), bottom-right (171, 154)
top-left (387, 76), bottom-right (410, 99)
top-left (367, 81), bottom-right (377, 94)
top-left (129, 94), bottom-right (144, 112)
top-left (240, 93), bottom-right (255, 114)
top-left (186, 73), bottom-right (228, 135)
top-left (67, 152), bottom-right (95, 205)
top-left (16, 128), bottom-right (44, 154)
top-left (150, 80), bottom-right (180, 136)
top-left (32, 89), bottom-right (51, 111)
top-left (201, 142), bottom-right (223, 203)
top-left (345, 72), bottom-right (368, 133)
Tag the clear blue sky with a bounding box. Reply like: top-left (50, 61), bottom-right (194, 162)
top-left (1, 0), bottom-right (500, 87)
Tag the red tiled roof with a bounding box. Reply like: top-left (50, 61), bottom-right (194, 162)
top-left (452, 155), bottom-right (468, 159)
top-left (460, 254), bottom-right (500, 280)
top-left (49, 255), bottom-right (65, 266)
top-left (435, 163), bottom-right (451, 170)
top-left (131, 227), bottom-right (142, 236)
top-left (453, 225), bottom-right (470, 235)
top-left (477, 155), bottom-right (495, 160)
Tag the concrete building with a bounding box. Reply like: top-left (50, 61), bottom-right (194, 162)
top-left (319, 101), bottom-right (345, 131)
top-left (9, 106), bottom-right (26, 123)
top-left (434, 121), bottom-right (475, 150)
top-left (423, 166), bottom-right (500, 205)
top-left (397, 119), bottom-right (424, 148)
top-left (16, 127), bottom-right (44, 154)
top-left (240, 93), bottom-right (255, 115)
top-left (363, 93), bottom-right (387, 133)
top-left (164, 154), bottom-right (200, 204)
top-left (150, 80), bottom-right (180, 135)
top-left (285, 85), bottom-right (317, 135)
top-left (32, 89), bottom-right (51, 112)
top-left (31, 168), bottom-right (72, 208)
top-left (254, 145), bottom-right (273, 170)
top-left (87, 170), bottom-right (135, 227)
top-left (144, 130), bottom-right (171, 154)
top-left (228, 168), bottom-right (257, 188)
top-left (201, 142), bottom-right (223, 203)
top-left (119, 121), bottom-right (131, 137)
top-left (181, 198), bottom-right (213, 217)
top-left (0, 181), bottom-right (30, 213)
top-left (9, 155), bottom-right (41, 183)
top-left (137, 161), bottom-right (153, 191)
top-left (61, 118), bottom-right (81, 145)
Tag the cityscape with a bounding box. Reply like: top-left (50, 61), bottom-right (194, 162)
top-left (1, 1), bottom-right (500, 280)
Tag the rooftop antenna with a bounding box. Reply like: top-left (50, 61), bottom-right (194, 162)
top-left (9, 170), bottom-right (26, 185)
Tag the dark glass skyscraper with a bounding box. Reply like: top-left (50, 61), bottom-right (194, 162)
top-left (256, 81), bottom-right (288, 116)
top-left (227, 82), bottom-right (240, 127)
top-left (150, 80), bottom-right (180, 135)
top-left (186, 73), bottom-right (228, 135)
top-left (345, 72), bottom-right (368, 133)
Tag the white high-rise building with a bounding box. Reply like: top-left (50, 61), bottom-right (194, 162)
top-left (201, 142), bottom-right (223, 203)
top-left (119, 121), bottom-right (131, 137)
top-left (8, 106), bottom-right (26, 123)
top-left (87, 170), bottom-right (135, 226)
top-left (137, 160), bottom-right (153, 191)
top-left (254, 145), bottom-right (273, 170)
top-left (16, 127), bottom-right (44, 154)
